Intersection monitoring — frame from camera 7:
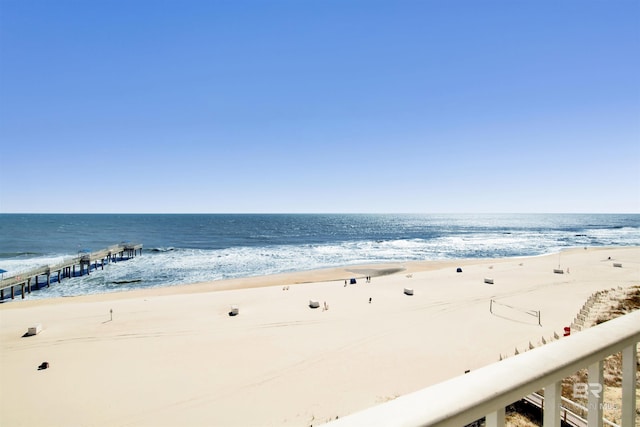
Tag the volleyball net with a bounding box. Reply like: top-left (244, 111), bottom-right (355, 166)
top-left (490, 299), bottom-right (541, 326)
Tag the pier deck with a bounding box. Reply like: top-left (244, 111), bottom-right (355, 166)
top-left (0, 243), bottom-right (142, 300)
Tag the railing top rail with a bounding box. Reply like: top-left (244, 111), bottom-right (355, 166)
top-left (327, 309), bottom-right (640, 427)
top-left (0, 243), bottom-right (142, 290)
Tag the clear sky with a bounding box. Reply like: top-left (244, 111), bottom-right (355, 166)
top-left (1, 0), bottom-right (638, 214)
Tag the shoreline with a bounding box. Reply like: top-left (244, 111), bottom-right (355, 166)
top-left (1, 246), bottom-right (638, 426)
top-left (1, 246), bottom-right (620, 308)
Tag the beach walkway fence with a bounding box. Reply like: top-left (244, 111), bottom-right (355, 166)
top-left (327, 309), bottom-right (639, 427)
top-left (0, 243), bottom-right (142, 301)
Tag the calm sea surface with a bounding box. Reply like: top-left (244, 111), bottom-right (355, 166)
top-left (0, 214), bottom-right (638, 299)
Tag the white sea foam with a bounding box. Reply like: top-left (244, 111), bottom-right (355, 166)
top-left (4, 216), bottom-right (639, 300)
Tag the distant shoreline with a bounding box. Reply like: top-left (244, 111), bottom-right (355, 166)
top-left (3, 245), bottom-right (633, 308)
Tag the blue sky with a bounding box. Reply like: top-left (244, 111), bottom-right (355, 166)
top-left (1, 0), bottom-right (638, 213)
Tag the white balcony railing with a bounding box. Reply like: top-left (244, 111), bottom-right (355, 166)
top-left (327, 309), bottom-right (639, 427)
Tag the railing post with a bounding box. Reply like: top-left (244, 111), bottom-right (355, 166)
top-left (323, 311), bottom-right (639, 427)
top-left (486, 407), bottom-right (505, 427)
top-left (587, 360), bottom-right (604, 427)
top-left (544, 381), bottom-right (561, 427)
top-left (621, 344), bottom-right (637, 427)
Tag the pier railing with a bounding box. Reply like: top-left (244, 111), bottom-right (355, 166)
top-left (0, 243), bottom-right (142, 299)
top-left (327, 309), bottom-right (639, 427)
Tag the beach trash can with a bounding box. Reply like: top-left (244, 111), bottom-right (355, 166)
top-left (28, 323), bottom-right (42, 336)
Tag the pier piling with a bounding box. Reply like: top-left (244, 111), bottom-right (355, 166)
top-left (0, 243), bottom-right (142, 301)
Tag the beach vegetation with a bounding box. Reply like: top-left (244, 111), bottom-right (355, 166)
top-left (562, 285), bottom-right (639, 426)
top-left (503, 285), bottom-right (640, 427)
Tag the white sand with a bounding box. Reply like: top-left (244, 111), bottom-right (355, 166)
top-left (1, 246), bottom-right (638, 426)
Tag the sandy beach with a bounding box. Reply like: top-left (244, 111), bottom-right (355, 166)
top-left (1, 246), bottom-right (638, 426)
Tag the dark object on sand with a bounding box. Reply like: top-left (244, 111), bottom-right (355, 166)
top-left (349, 278), bottom-right (357, 284)
top-left (456, 267), bottom-right (463, 273)
top-left (38, 362), bottom-right (49, 370)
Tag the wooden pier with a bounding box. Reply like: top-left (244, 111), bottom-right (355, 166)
top-left (0, 243), bottom-right (142, 301)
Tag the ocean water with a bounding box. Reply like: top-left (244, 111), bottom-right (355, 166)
top-left (0, 213), bottom-right (638, 299)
